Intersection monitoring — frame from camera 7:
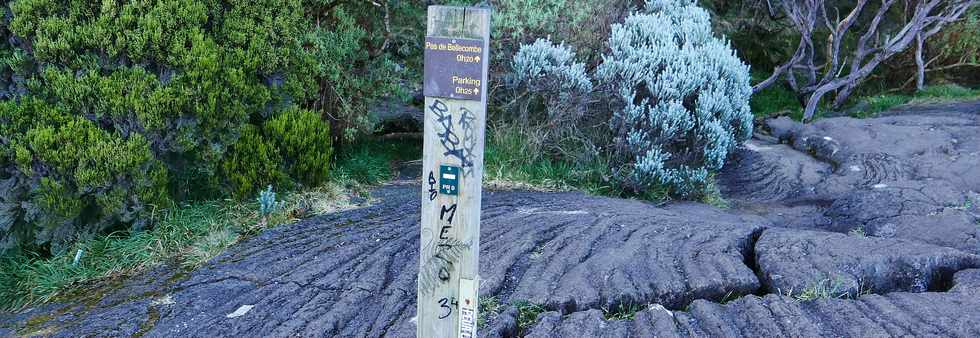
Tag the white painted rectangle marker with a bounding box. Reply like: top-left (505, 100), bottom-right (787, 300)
top-left (458, 278), bottom-right (478, 338)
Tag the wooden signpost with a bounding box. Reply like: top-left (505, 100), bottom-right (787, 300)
top-left (418, 6), bottom-right (490, 338)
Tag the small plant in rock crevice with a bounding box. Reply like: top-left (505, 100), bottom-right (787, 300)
top-left (794, 277), bottom-right (848, 301)
top-left (477, 296), bottom-right (504, 329)
top-left (848, 227), bottom-right (866, 237)
top-left (514, 300), bottom-right (547, 335)
top-left (718, 290), bottom-right (741, 304)
top-left (602, 302), bottom-right (645, 321)
top-left (788, 275), bottom-right (873, 302)
top-left (510, 38), bottom-right (595, 159)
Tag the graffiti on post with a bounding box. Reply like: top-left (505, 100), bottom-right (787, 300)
top-left (430, 98), bottom-right (477, 176)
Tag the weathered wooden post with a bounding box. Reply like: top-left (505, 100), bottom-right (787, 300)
top-left (418, 5), bottom-right (490, 338)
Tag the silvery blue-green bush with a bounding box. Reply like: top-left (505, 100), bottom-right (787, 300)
top-left (597, 0), bottom-right (753, 197)
top-left (512, 38), bottom-right (593, 122)
top-left (509, 38), bottom-right (595, 158)
top-left (257, 186), bottom-right (278, 217)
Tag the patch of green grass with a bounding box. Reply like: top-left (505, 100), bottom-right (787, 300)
top-left (794, 276), bottom-right (849, 301)
top-left (333, 138), bottom-right (421, 186)
top-left (750, 81), bottom-right (801, 119)
top-left (0, 183), bottom-right (356, 312)
top-left (0, 138), bottom-right (415, 312)
top-left (0, 202), bottom-right (227, 310)
top-left (851, 84), bottom-right (980, 118)
top-left (854, 94), bottom-right (911, 118)
top-left (514, 300), bottom-right (547, 335)
top-left (182, 227), bottom-right (240, 269)
top-left (602, 302), bottom-right (644, 321)
top-left (477, 296), bottom-right (504, 329)
top-left (751, 74), bottom-right (980, 121)
top-left (790, 275), bottom-right (872, 302)
top-left (484, 124), bottom-right (663, 201)
top-left (915, 84), bottom-right (980, 101)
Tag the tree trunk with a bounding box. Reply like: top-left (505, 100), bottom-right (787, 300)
top-left (832, 82), bottom-right (858, 108)
top-left (763, 0), bottom-right (978, 120)
top-left (803, 86), bottom-right (834, 121)
top-left (915, 32), bottom-right (926, 91)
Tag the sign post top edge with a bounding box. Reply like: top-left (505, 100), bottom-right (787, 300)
top-left (426, 5), bottom-right (490, 14)
top-left (426, 6), bottom-right (491, 40)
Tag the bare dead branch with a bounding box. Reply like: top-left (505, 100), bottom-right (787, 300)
top-left (758, 0), bottom-right (978, 120)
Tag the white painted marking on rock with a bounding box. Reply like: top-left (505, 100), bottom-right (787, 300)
top-left (823, 136), bottom-right (833, 141)
top-left (226, 305), bottom-right (254, 318)
top-left (849, 165), bottom-right (862, 172)
top-left (873, 184), bottom-right (888, 189)
top-left (518, 207), bottom-right (588, 216)
top-left (649, 304), bottom-right (673, 317)
top-left (151, 295), bottom-right (175, 306)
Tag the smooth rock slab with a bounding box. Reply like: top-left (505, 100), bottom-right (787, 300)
top-left (721, 102), bottom-right (980, 254)
top-left (480, 200), bottom-right (767, 313)
top-left (756, 228), bottom-right (980, 296)
top-left (3, 184), bottom-right (768, 337)
top-left (951, 268), bottom-right (980, 294)
top-left (524, 269), bottom-right (980, 338)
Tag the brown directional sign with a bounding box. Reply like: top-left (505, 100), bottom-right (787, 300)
top-left (423, 36), bottom-right (486, 101)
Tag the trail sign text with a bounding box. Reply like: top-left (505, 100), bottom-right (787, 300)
top-left (424, 37), bottom-right (486, 101)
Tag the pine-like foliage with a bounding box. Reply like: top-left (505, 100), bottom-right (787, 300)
top-left (597, 0), bottom-right (753, 197)
top-left (0, 0), bottom-right (336, 254)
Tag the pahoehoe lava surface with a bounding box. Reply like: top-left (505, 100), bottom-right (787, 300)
top-left (756, 228), bottom-right (980, 296)
top-left (1, 102), bottom-right (979, 337)
top-left (523, 269), bottom-right (980, 338)
top-left (720, 101), bottom-right (980, 254)
top-left (0, 185), bottom-right (772, 337)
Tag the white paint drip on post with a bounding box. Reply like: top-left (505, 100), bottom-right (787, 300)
top-left (418, 6), bottom-right (490, 338)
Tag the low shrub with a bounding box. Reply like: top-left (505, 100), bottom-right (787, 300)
top-left (303, 5), bottom-right (402, 145)
top-left (0, 0), bottom-right (326, 254)
top-left (221, 125), bottom-right (287, 199)
top-left (510, 38), bottom-right (594, 158)
top-left (600, 0), bottom-right (753, 197)
top-left (264, 107), bottom-right (333, 189)
top-left (491, 0), bottom-right (627, 66)
top-left (505, 0), bottom-right (753, 198)
top-left (0, 98), bottom-right (170, 255)
top-left (222, 107), bottom-right (334, 199)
